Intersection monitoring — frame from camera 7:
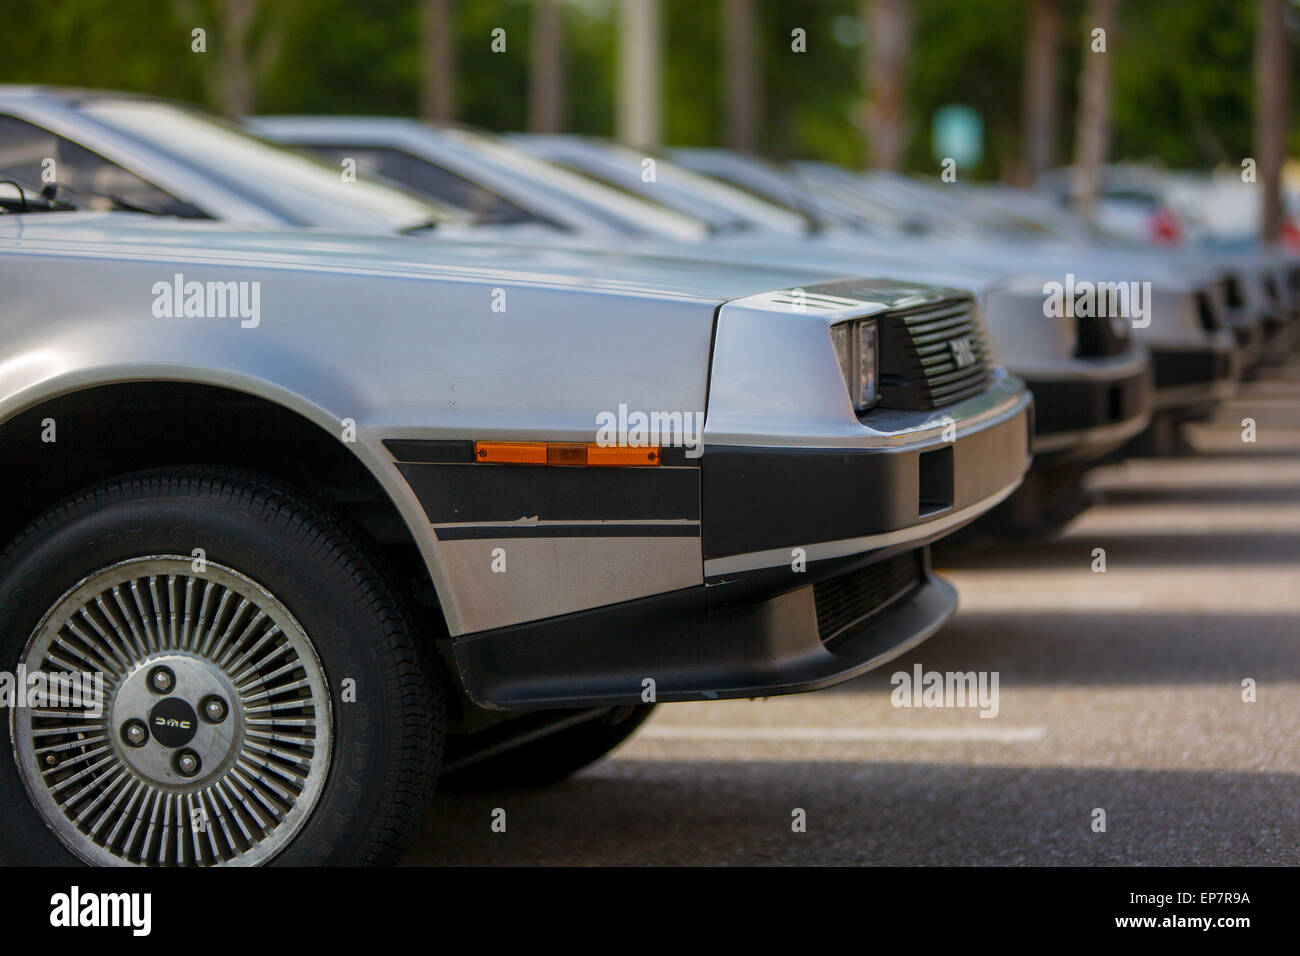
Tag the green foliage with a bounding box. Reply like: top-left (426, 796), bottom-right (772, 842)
top-left (0, 0), bottom-right (1293, 176)
top-left (261, 0), bottom-right (419, 116)
top-left (2, 0), bottom-right (206, 101)
top-left (564, 0), bottom-right (617, 134)
top-left (451, 0), bottom-right (532, 129)
top-left (1110, 0), bottom-right (1258, 167)
top-left (904, 0), bottom-right (1028, 179)
top-left (758, 0), bottom-right (863, 165)
top-left (663, 0), bottom-right (721, 145)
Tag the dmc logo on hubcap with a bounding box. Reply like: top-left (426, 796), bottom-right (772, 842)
top-left (148, 698), bottom-right (199, 748)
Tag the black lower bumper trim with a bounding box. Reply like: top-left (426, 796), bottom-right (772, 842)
top-left (700, 397), bottom-right (1031, 562)
top-left (1152, 347), bottom-right (1235, 391)
top-left (1024, 365), bottom-right (1153, 440)
top-left (451, 546), bottom-right (956, 709)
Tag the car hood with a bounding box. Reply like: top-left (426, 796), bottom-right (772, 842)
top-left (0, 212), bottom-right (962, 309)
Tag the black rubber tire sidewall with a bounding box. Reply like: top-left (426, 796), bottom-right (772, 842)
top-left (0, 470), bottom-right (440, 866)
top-left (443, 705), bottom-right (655, 790)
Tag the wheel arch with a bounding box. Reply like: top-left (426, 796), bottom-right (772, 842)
top-left (0, 372), bottom-right (455, 639)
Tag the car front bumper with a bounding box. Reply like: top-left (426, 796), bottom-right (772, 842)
top-left (452, 545), bottom-right (958, 709)
top-left (1024, 358), bottom-right (1154, 460)
top-left (450, 381), bottom-right (1032, 709)
top-left (1150, 339), bottom-right (1241, 416)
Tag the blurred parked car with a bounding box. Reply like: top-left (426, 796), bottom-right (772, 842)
top-left (673, 149), bottom-right (1250, 452)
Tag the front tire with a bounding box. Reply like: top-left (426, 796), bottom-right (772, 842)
top-left (0, 468), bottom-right (443, 866)
top-left (443, 706), bottom-right (654, 789)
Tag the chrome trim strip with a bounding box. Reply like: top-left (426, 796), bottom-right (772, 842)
top-left (432, 517), bottom-right (701, 529)
top-left (864, 384), bottom-right (1031, 447)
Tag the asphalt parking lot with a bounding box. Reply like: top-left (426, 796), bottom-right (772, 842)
top-left (409, 360), bottom-right (1300, 866)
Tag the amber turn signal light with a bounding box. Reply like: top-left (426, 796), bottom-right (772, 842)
top-left (474, 441), bottom-right (660, 467)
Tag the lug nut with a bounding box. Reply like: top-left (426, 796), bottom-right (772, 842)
top-left (148, 666), bottom-right (175, 694)
top-left (122, 719), bottom-right (149, 747)
top-left (201, 696), bottom-right (228, 724)
top-left (174, 749), bottom-right (201, 777)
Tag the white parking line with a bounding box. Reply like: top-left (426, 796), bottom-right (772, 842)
top-left (640, 725), bottom-right (1047, 743)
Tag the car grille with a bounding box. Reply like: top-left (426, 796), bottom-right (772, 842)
top-left (814, 550), bottom-right (925, 646)
top-left (876, 297), bottom-right (992, 410)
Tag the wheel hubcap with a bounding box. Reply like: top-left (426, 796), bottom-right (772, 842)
top-left (10, 556), bottom-right (333, 866)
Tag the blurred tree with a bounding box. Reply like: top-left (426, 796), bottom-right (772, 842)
top-left (260, 0), bottom-right (418, 116)
top-left (661, 0), bottom-right (720, 146)
top-left (862, 0), bottom-right (912, 169)
top-left (1072, 0), bottom-right (1118, 219)
top-left (455, 0), bottom-right (534, 131)
top-left (758, 1), bottom-right (863, 166)
top-left (565, 0), bottom-right (619, 136)
top-left (1021, 0), bottom-right (1061, 184)
top-left (0, 0), bottom-right (1293, 178)
top-left (722, 0), bottom-right (760, 152)
top-left (170, 0), bottom-right (288, 116)
top-left (529, 0), bottom-right (565, 131)
top-left (1, 0), bottom-right (206, 101)
top-left (619, 0), bottom-right (662, 147)
top-left (902, 0), bottom-right (1027, 180)
top-left (420, 0), bottom-right (455, 121)
top-left (1257, 0), bottom-right (1287, 239)
top-left (1108, 0), bottom-right (1258, 168)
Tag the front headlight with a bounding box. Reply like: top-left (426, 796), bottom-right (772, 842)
top-left (857, 320), bottom-right (878, 408)
top-left (830, 318), bottom-right (878, 411)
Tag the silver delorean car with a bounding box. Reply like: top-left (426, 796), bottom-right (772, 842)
top-left (0, 89), bottom-right (1119, 536)
top-left (0, 183), bottom-right (1032, 866)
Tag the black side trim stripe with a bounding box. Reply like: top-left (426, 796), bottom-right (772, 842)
top-left (397, 461), bottom-right (700, 523)
top-left (435, 523), bottom-right (701, 540)
top-left (383, 439), bottom-right (476, 464)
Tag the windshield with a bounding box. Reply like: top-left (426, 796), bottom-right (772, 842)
top-left (592, 141), bottom-right (811, 235)
top-left (77, 98), bottom-right (463, 232)
top-left (516, 136), bottom-right (804, 235)
top-left (436, 127), bottom-right (711, 241)
top-left (669, 152), bottom-right (825, 232)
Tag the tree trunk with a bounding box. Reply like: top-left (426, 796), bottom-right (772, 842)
top-left (1256, 0), bottom-right (1287, 242)
top-left (618, 0), bottom-right (662, 149)
top-left (215, 0), bottom-right (255, 117)
top-left (174, 0), bottom-right (281, 118)
top-left (529, 0), bottom-right (564, 133)
top-left (1021, 0), bottom-right (1060, 186)
top-left (722, 0), bottom-right (759, 153)
top-left (420, 0), bottom-right (454, 123)
top-left (1072, 0), bottom-right (1118, 220)
top-left (861, 0), bottom-right (912, 170)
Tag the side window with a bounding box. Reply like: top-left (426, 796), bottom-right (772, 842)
top-left (311, 144), bottom-right (545, 226)
top-left (0, 114), bottom-right (209, 218)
